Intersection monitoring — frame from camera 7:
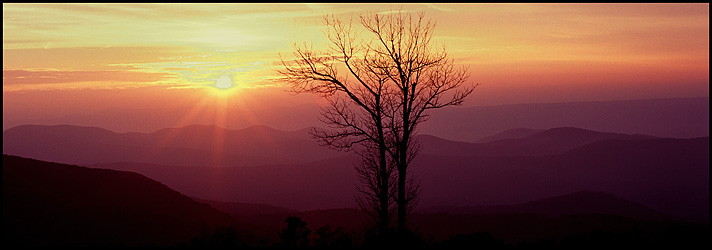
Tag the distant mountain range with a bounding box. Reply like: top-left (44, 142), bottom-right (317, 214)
top-left (4, 97), bottom-right (708, 142)
top-left (3, 123), bottom-right (708, 223)
top-left (2, 124), bottom-right (662, 166)
top-left (420, 97), bottom-right (709, 141)
top-left (2, 124), bottom-right (348, 167)
top-left (418, 126), bottom-right (655, 157)
top-left (476, 128), bottom-right (544, 143)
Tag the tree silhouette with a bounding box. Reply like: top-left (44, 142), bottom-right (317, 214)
top-left (279, 9), bottom-right (476, 236)
top-left (279, 216), bottom-right (312, 248)
top-left (313, 225), bottom-right (355, 248)
top-left (359, 10), bottom-right (476, 234)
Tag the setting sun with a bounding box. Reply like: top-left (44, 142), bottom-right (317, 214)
top-left (215, 75), bottom-right (234, 89)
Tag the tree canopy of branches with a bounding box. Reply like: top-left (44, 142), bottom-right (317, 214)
top-left (279, 9), bottom-right (476, 236)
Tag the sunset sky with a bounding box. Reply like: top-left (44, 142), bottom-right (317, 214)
top-left (3, 3), bottom-right (709, 132)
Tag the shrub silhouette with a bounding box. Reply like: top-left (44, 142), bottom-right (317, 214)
top-left (185, 226), bottom-right (244, 248)
top-left (438, 232), bottom-right (506, 249)
top-left (362, 227), bottom-right (431, 248)
top-left (313, 225), bottom-right (355, 249)
top-left (279, 216), bottom-right (311, 248)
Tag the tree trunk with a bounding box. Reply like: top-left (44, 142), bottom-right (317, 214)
top-left (378, 141), bottom-right (389, 233)
top-left (397, 161), bottom-right (407, 234)
top-left (397, 101), bottom-right (410, 233)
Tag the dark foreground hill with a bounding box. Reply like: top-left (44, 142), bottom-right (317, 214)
top-left (413, 191), bottom-right (709, 247)
top-left (417, 190), bottom-right (670, 220)
top-left (2, 155), bottom-right (239, 247)
top-left (202, 190), bottom-right (672, 232)
top-left (3, 154), bottom-right (709, 248)
top-left (197, 191), bottom-right (709, 248)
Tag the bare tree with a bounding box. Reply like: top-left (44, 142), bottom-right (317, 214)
top-left (358, 10), bottom-right (475, 234)
top-left (279, 9), bottom-right (476, 236)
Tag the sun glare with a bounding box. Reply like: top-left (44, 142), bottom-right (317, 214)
top-left (216, 75), bottom-right (233, 89)
top-left (207, 75), bottom-right (240, 97)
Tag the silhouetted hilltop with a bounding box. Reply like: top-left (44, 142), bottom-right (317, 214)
top-left (3, 154), bottom-right (236, 247)
top-left (418, 190), bottom-right (670, 221)
top-left (419, 127), bottom-right (654, 157)
top-left (420, 97), bottom-right (709, 142)
top-left (476, 128), bottom-right (544, 143)
top-left (482, 127), bottom-right (655, 155)
top-left (522, 126), bottom-right (654, 142)
top-left (194, 198), bottom-right (298, 216)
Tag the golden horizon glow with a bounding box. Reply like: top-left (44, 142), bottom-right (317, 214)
top-left (3, 3), bottom-right (709, 108)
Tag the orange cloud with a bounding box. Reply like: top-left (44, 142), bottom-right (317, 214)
top-left (3, 3), bottom-right (708, 105)
top-left (2, 46), bottom-right (198, 71)
top-left (3, 69), bottom-right (174, 88)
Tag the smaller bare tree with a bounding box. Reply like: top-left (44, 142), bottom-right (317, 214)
top-left (279, 216), bottom-right (311, 248)
top-left (354, 143), bottom-right (396, 232)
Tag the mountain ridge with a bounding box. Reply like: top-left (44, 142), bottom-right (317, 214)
top-left (418, 126), bottom-right (655, 157)
top-left (4, 97), bottom-right (708, 141)
top-left (6, 124), bottom-right (658, 167)
top-left (476, 128), bottom-right (545, 143)
top-left (3, 123), bottom-right (347, 167)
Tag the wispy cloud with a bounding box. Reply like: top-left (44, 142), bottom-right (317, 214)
top-left (2, 3), bottom-right (327, 51)
top-left (424, 4), bottom-right (456, 12)
top-left (3, 69), bottom-right (173, 85)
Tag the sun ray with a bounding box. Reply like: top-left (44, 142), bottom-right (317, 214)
top-left (136, 87), bottom-right (220, 165)
top-left (210, 91), bottom-right (229, 168)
